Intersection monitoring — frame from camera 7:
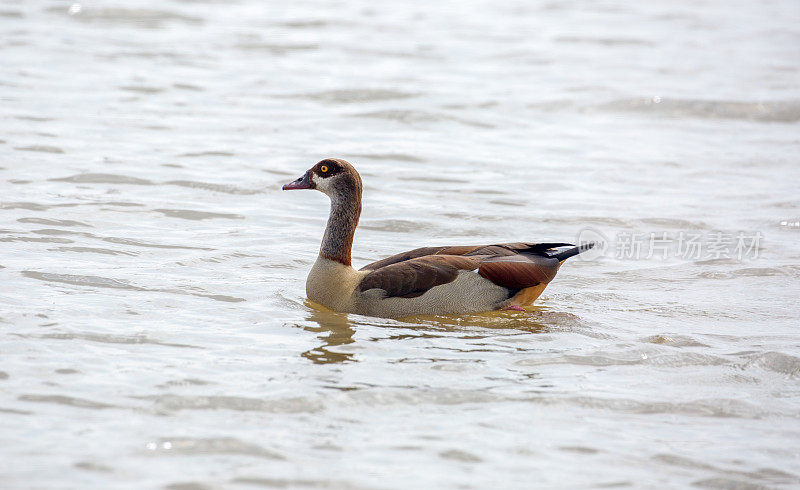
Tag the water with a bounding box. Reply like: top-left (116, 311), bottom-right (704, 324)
top-left (2, 0), bottom-right (799, 488)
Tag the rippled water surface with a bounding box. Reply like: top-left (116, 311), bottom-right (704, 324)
top-left (2, 0), bottom-right (800, 488)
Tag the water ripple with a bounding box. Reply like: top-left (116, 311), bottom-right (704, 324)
top-left (280, 89), bottom-right (417, 104)
top-left (595, 98), bottom-right (800, 122)
top-left (141, 395), bottom-right (324, 414)
top-left (153, 209), bottom-right (244, 220)
top-left (18, 217), bottom-right (92, 227)
top-left (56, 7), bottom-right (203, 28)
top-left (22, 332), bottom-right (201, 349)
top-left (742, 352), bottom-right (800, 376)
top-left (19, 394), bottom-right (116, 410)
top-left (146, 437), bottom-right (284, 460)
top-left (21, 271), bottom-right (245, 303)
top-left (164, 180), bottom-right (261, 195)
top-left (13, 145), bottom-right (63, 153)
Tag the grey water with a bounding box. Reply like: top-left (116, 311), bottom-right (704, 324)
top-left (1, 0), bottom-right (799, 488)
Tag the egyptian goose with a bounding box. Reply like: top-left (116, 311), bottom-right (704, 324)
top-left (283, 158), bottom-right (593, 318)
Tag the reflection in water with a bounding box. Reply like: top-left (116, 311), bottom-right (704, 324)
top-left (299, 302), bottom-right (565, 364)
top-left (406, 308), bottom-right (562, 334)
top-left (301, 303), bottom-right (356, 364)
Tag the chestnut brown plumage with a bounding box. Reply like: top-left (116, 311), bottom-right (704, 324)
top-left (358, 255), bottom-right (482, 298)
top-left (283, 158), bottom-right (593, 317)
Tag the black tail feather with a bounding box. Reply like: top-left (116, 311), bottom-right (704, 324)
top-left (551, 242), bottom-right (595, 261)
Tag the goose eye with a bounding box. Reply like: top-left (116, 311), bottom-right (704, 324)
top-left (320, 165), bottom-right (328, 173)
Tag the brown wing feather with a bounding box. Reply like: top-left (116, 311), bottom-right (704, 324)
top-left (358, 255), bottom-right (481, 298)
top-left (359, 242), bottom-right (575, 271)
top-left (359, 245), bottom-right (483, 271)
top-left (358, 242), bottom-right (577, 298)
top-left (477, 255), bottom-right (561, 290)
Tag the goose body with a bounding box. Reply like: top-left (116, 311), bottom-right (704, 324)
top-left (283, 158), bottom-right (592, 318)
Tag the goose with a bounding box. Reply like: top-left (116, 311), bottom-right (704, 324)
top-left (283, 158), bottom-right (593, 318)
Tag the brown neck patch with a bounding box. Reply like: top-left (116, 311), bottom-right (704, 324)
top-left (318, 160), bottom-right (362, 266)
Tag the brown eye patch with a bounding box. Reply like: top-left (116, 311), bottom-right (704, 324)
top-left (315, 159), bottom-right (342, 177)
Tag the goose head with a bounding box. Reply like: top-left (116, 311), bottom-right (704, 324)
top-left (282, 158), bottom-right (362, 201)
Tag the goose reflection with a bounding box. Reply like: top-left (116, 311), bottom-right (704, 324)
top-left (301, 302), bottom-right (356, 364)
top-left (299, 302), bottom-right (579, 364)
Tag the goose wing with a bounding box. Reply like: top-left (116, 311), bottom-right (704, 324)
top-left (358, 255), bottom-right (481, 299)
top-left (358, 242), bottom-right (586, 299)
top-left (359, 242), bottom-right (574, 270)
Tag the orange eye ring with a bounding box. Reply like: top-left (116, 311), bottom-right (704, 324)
top-left (320, 165), bottom-right (328, 172)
